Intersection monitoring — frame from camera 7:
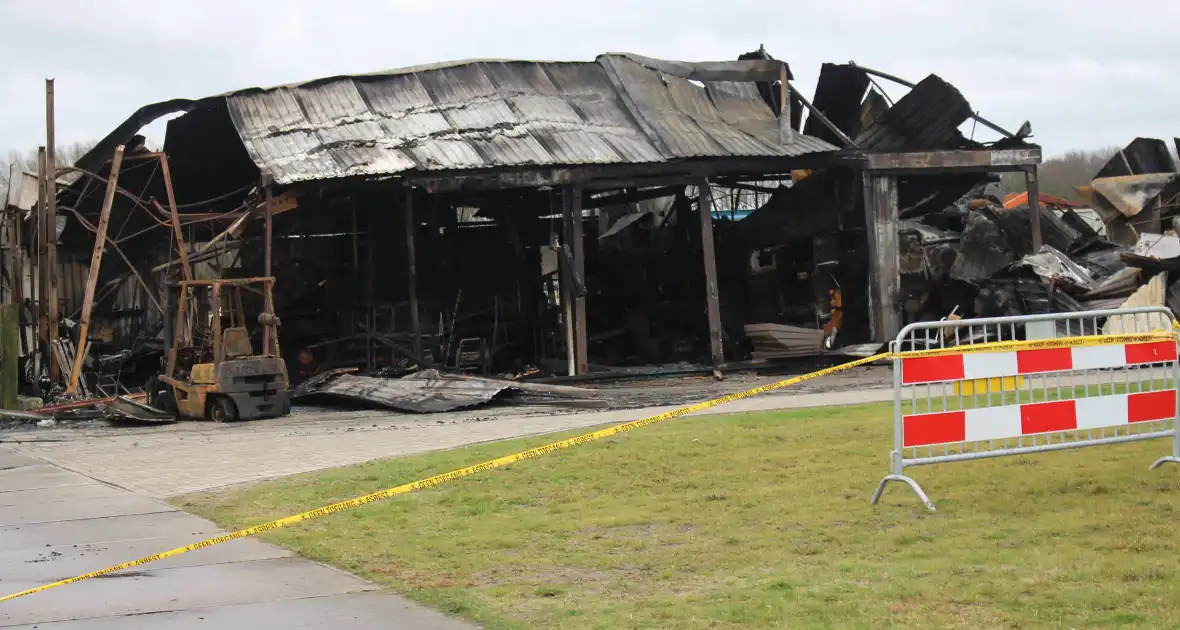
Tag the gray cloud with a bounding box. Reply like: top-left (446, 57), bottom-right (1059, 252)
top-left (2, 0), bottom-right (1176, 159)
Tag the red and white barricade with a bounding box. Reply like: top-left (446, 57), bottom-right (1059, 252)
top-left (872, 307), bottom-right (1180, 511)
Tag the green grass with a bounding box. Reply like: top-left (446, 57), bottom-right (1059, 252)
top-left (177, 403), bottom-right (1180, 630)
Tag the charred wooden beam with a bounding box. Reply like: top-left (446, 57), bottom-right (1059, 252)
top-left (45, 80), bottom-right (60, 382)
top-left (1025, 166), bottom-right (1042, 251)
top-left (405, 155), bottom-right (864, 193)
top-left (585, 186), bottom-right (680, 209)
top-left (698, 180), bottom-right (724, 380)
top-left (405, 187), bottom-right (422, 360)
top-left (563, 186), bottom-right (589, 374)
top-left (65, 145), bottom-right (124, 398)
top-left (865, 148), bottom-right (1041, 174)
top-left (863, 174), bottom-right (901, 342)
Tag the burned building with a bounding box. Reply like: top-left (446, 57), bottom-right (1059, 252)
top-left (5, 50), bottom-right (1050, 403)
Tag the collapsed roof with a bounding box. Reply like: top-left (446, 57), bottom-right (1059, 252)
top-left (77, 53), bottom-right (842, 186)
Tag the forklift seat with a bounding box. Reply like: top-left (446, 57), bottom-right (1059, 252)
top-left (222, 327), bottom-right (254, 358)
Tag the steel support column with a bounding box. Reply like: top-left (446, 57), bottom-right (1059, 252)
top-left (697, 180), bottom-right (724, 380)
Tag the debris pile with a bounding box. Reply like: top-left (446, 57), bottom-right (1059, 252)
top-left (292, 368), bottom-right (605, 413)
top-left (893, 138), bottom-right (1180, 331)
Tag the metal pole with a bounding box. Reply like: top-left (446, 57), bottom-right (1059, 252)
top-left (45, 80), bottom-right (59, 382)
top-left (697, 181), bottom-right (724, 380)
top-left (405, 187), bottom-right (422, 361)
top-left (1026, 166), bottom-right (1042, 251)
top-left (66, 146), bottom-right (124, 397)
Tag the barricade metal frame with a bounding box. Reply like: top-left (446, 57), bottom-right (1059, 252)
top-left (871, 307), bottom-right (1180, 511)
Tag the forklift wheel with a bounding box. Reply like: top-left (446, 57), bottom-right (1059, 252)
top-left (209, 396), bottom-right (239, 423)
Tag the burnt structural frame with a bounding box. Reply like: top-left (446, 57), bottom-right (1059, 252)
top-left (861, 146), bottom-right (1043, 343)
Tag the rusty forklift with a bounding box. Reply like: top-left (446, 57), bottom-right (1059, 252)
top-left (151, 277), bottom-right (290, 422)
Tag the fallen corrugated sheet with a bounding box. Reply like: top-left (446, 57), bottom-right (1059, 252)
top-left (854, 75), bottom-right (974, 150)
top-left (1094, 137), bottom-right (1177, 179)
top-left (1091, 174), bottom-right (1179, 218)
top-left (293, 368), bottom-right (602, 413)
top-left (1103, 272), bottom-right (1170, 334)
top-left (801, 63), bottom-right (871, 147)
top-left (744, 324), bottom-right (824, 359)
top-left (104, 396), bottom-right (177, 425)
top-left (223, 54), bottom-right (838, 184)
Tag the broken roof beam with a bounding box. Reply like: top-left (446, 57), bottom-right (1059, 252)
top-left (787, 80), bottom-right (857, 149)
top-left (865, 147), bottom-right (1042, 175)
top-left (848, 61), bottom-right (1024, 140)
top-left (618, 54), bottom-right (789, 83)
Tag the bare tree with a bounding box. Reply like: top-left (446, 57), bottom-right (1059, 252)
top-left (1000, 146), bottom-right (1129, 200)
top-left (0, 140), bottom-right (96, 204)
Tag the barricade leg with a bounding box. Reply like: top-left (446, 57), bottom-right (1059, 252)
top-left (1149, 432), bottom-right (1180, 470)
top-left (1151, 366), bottom-right (1180, 470)
top-left (871, 473), bottom-right (937, 512)
top-left (871, 450), bottom-right (937, 512)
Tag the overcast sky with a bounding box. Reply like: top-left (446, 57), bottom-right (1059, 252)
top-left (2, 0), bottom-right (1176, 161)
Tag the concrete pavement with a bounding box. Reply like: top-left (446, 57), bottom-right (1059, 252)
top-left (8, 387), bottom-right (894, 498)
top-left (0, 447), bottom-right (476, 629)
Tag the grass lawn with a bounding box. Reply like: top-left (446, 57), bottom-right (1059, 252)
top-left (177, 403), bottom-right (1180, 629)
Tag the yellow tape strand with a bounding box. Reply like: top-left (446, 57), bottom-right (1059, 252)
top-left (6, 331), bottom-right (1176, 603)
top-left (0, 353), bottom-right (886, 603)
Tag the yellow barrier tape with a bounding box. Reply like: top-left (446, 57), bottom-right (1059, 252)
top-left (894, 332), bottom-right (1178, 359)
top-left (0, 353), bottom-right (886, 603)
top-left (5, 330), bottom-right (1176, 603)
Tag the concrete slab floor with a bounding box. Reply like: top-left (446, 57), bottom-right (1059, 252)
top-left (6, 373), bottom-right (895, 498)
top-left (0, 446), bottom-right (477, 629)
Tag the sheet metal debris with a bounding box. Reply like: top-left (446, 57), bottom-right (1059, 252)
top-left (293, 368), bottom-right (603, 413)
top-left (103, 396), bottom-right (177, 425)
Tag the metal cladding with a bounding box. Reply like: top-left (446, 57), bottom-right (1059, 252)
top-left (854, 75), bottom-right (975, 151)
top-left (223, 55), bottom-right (838, 184)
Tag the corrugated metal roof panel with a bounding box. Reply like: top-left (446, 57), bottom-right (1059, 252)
top-left (222, 54), bottom-right (839, 184)
top-left (854, 74), bottom-right (973, 151)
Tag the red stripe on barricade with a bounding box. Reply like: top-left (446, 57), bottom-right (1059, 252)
top-left (1016, 348), bottom-right (1072, 374)
top-left (1128, 390), bottom-right (1176, 423)
top-left (1125, 341), bottom-right (1178, 365)
top-left (903, 411), bottom-right (966, 447)
top-left (901, 355), bottom-right (964, 385)
top-left (1020, 399), bottom-right (1076, 434)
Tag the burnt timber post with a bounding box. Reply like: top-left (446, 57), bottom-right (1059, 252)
top-left (405, 187), bottom-right (422, 361)
top-left (862, 147), bottom-right (1044, 342)
top-left (862, 173), bottom-right (900, 343)
top-left (561, 186), bottom-right (588, 374)
top-left (1025, 165), bottom-right (1042, 251)
top-left (697, 180), bottom-right (724, 380)
top-left (34, 147), bottom-right (46, 379)
top-left (262, 174), bottom-right (273, 355)
top-left (45, 79), bottom-right (59, 381)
